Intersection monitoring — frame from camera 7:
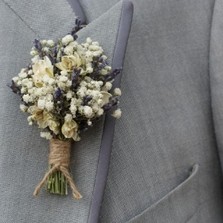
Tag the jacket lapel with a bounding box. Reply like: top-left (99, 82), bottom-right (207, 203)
top-left (0, 1), bottom-right (132, 223)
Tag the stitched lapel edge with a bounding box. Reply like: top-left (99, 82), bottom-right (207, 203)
top-left (87, 1), bottom-right (133, 223)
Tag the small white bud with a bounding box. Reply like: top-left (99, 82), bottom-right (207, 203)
top-left (83, 106), bottom-right (93, 118)
top-left (62, 35), bottom-right (74, 45)
top-left (40, 132), bottom-right (52, 140)
top-left (30, 50), bottom-right (38, 56)
top-left (86, 37), bottom-right (92, 44)
top-left (65, 114), bottom-right (73, 122)
top-left (105, 82), bottom-right (112, 91)
top-left (37, 99), bottom-right (45, 109)
top-left (42, 47), bottom-right (49, 52)
top-left (87, 120), bottom-right (92, 126)
top-left (12, 76), bottom-right (19, 82)
top-left (47, 40), bottom-right (54, 47)
top-left (41, 40), bottom-right (47, 45)
top-left (114, 88), bottom-right (122, 96)
top-left (97, 108), bottom-right (104, 116)
top-left (112, 108), bottom-right (122, 119)
top-left (20, 104), bottom-right (28, 112)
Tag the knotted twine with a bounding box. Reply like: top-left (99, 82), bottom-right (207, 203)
top-left (33, 138), bottom-right (82, 199)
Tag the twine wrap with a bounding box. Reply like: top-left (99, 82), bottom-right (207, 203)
top-left (33, 138), bottom-right (82, 199)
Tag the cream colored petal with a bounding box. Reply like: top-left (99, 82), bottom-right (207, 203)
top-left (101, 91), bottom-right (112, 106)
top-left (55, 62), bottom-right (66, 71)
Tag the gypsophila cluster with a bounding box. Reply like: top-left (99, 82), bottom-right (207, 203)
top-left (8, 21), bottom-right (122, 141)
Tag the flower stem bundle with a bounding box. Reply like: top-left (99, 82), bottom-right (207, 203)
top-left (33, 139), bottom-right (82, 199)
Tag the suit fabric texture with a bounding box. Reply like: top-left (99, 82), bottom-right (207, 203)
top-left (1, 0), bottom-right (223, 222)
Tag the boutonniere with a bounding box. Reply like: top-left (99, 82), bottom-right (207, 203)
top-left (8, 19), bottom-right (122, 200)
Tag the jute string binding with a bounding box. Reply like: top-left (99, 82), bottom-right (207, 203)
top-left (33, 138), bottom-right (82, 199)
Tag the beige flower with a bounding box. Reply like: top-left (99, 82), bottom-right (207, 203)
top-left (29, 106), bottom-right (59, 132)
top-left (100, 91), bottom-right (112, 106)
top-left (32, 56), bottom-right (54, 87)
top-left (48, 120), bottom-right (60, 134)
top-left (61, 119), bottom-right (80, 141)
top-left (30, 108), bottom-right (51, 128)
top-left (55, 54), bottom-right (82, 72)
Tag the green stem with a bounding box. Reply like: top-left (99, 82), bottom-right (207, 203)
top-left (46, 165), bottom-right (68, 196)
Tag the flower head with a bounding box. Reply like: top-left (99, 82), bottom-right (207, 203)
top-left (32, 56), bottom-right (54, 87)
top-left (62, 119), bottom-right (80, 141)
top-left (56, 54), bottom-right (82, 72)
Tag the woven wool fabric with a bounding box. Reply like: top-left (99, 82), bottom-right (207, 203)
top-left (2, 0), bottom-right (223, 222)
top-left (0, 0), bottom-right (126, 222)
top-left (78, 0), bottom-right (223, 222)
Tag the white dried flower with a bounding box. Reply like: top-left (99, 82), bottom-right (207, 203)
top-left (77, 86), bottom-right (87, 98)
top-left (86, 67), bottom-right (93, 73)
top-left (97, 99), bottom-right (103, 106)
top-left (18, 72), bottom-right (27, 78)
top-left (89, 45), bottom-right (100, 51)
top-left (61, 70), bottom-right (68, 76)
top-left (30, 50), bottom-right (38, 56)
top-left (101, 55), bottom-right (107, 60)
top-left (12, 76), bottom-right (19, 82)
top-left (34, 88), bottom-right (43, 96)
top-left (70, 104), bottom-right (77, 116)
top-left (93, 51), bottom-right (102, 57)
top-left (47, 40), bottom-right (54, 47)
top-left (86, 37), bottom-right (92, 44)
top-left (59, 76), bottom-right (68, 82)
top-left (43, 47), bottom-right (49, 52)
top-left (40, 132), bottom-right (52, 140)
top-left (28, 70), bottom-right (33, 75)
top-left (46, 94), bottom-right (53, 101)
top-left (58, 82), bottom-right (66, 89)
top-left (64, 45), bottom-right (74, 55)
top-left (42, 75), bottom-right (50, 83)
top-left (104, 82), bottom-right (112, 91)
top-left (62, 35), bottom-right (74, 45)
top-left (66, 91), bottom-right (73, 99)
top-left (28, 88), bottom-right (34, 94)
top-left (114, 88), bottom-right (122, 96)
top-left (41, 40), bottom-right (47, 45)
top-left (20, 104), bottom-right (28, 112)
top-left (92, 41), bottom-right (99, 46)
top-left (37, 99), bottom-right (45, 109)
top-left (48, 78), bottom-right (55, 85)
top-left (112, 108), bottom-right (122, 119)
top-left (26, 82), bottom-right (33, 89)
top-left (97, 108), bottom-right (104, 116)
top-left (31, 55), bottom-right (40, 63)
top-left (27, 116), bottom-right (33, 125)
top-left (45, 101), bottom-right (54, 111)
top-left (22, 94), bottom-right (30, 103)
top-left (85, 51), bottom-right (93, 58)
top-left (100, 69), bottom-right (109, 75)
top-left (21, 87), bottom-right (26, 94)
top-left (87, 120), bottom-right (92, 126)
top-left (83, 106), bottom-right (93, 118)
top-left (65, 114), bottom-right (73, 122)
top-left (66, 80), bottom-right (72, 87)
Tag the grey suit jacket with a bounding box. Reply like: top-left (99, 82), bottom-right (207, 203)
top-left (1, 0), bottom-right (223, 222)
